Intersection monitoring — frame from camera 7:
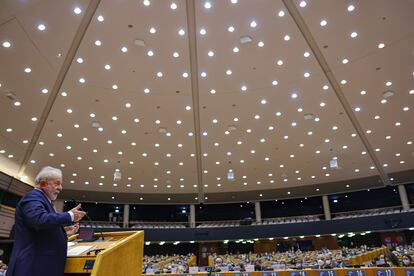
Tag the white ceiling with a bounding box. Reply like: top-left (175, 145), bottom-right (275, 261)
top-left (0, 0), bottom-right (413, 203)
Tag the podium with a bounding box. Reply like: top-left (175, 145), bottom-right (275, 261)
top-left (64, 231), bottom-right (144, 276)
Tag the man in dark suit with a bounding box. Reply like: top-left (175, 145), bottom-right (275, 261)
top-left (6, 166), bottom-right (86, 276)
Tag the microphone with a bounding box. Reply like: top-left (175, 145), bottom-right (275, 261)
top-left (71, 199), bottom-right (105, 241)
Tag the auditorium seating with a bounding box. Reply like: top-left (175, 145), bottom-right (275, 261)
top-left (143, 254), bottom-right (195, 273)
top-left (197, 222), bottom-right (241, 228)
top-left (131, 222), bottom-right (186, 229)
top-left (332, 207), bottom-right (414, 220)
top-left (251, 215), bottom-right (321, 226)
top-left (79, 222), bottom-right (121, 228)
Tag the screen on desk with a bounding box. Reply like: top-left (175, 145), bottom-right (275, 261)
top-left (78, 228), bottom-right (95, 242)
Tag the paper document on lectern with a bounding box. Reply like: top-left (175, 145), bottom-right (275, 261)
top-left (67, 245), bottom-right (94, 256)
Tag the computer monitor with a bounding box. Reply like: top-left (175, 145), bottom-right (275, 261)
top-left (78, 228), bottom-right (96, 242)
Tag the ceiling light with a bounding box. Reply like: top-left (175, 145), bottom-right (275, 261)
top-left (240, 35), bottom-right (253, 44)
top-left (182, 72), bottom-right (188, 78)
top-left (143, 0), bottom-right (150, 6)
top-left (178, 29), bottom-right (185, 36)
top-left (157, 72), bottom-right (163, 77)
top-left (350, 32), bottom-right (358, 38)
top-left (149, 27), bottom-right (156, 34)
top-left (97, 15), bottom-right (104, 22)
top-left (37, 24), bottom-right (46, 31)
top-left (291, 93), bottom-right (298, 99)
top-left (208, 50), bottom-right (214, 57)
top-left (304, 72), bottom-right (310, 78)
top-left (278, 10), bottom-right (285, 17)
top-left (200, 28), bottom-right (207, 35)
top-left (277, 59), bottom-right (283, 66)
top-left (104, 64), bottom-right (111, 70)
top-left (2, 41), bottom-right (11, 48)
top-left (200, 71), bottom-right (207, 77)
top-left (284, 35), bottom-right (290, 41)
top-left (320, 102), bottom-right (326, 107)
top-left (378, 43), bottom-right (385, 49)
top-left (210, 89), bottom-right (216, 94)
top-left (204, 1), bottom-right (212, 9)
top-left (228, 26), bottom-right (235, 32)
top-left (41, 88), bottom-right (48, 94)
top-left (320, 20), bottom-right (327, 26)
top-left (170, 2), bottom-right (177, 9)
top-left (342, 58), bottom-right (349, 64)
top-left (226, 69), bottom-right (232, 75)
top-left (112, 84), bottom-right (118, 90)
top-left (147, 50), bottom-right (154, 56)
top-left (304, 51), bottom-right (310, 57)
top-left (385, 81), bottom-right (392, 86)
top-left (94, 40), bottom-right (101, 46)
top-left (241, 85), bottom-right (247, 91)
top-left (233, 47), bottom-right (239, 53)
top-left (14, 101), bottom-right (21, 106)
top-left (258, 41), bottom-right (264, 47)
top-left (73, 7), bottom-right (82, 14)
top-left (272, 80), bottom-right (278, 86)
top-left (299, 1), bottom-right (307, 7)
top-left (250, 21), bottom-right (257, 28)
top-left (347, 4), bottom-right (355, 12)
top-left (354, 107), bottom-right (361, 112)
top-left (261, 99), bottom-right (267, 104)
top-left (121, 46), bottom-right (128, 53)
top-left (79, 78), bottom-right (85, 83)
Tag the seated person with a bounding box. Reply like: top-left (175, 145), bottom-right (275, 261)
top-left (376, 254), bottom-right (391, 267)
top-left (401, 255), bottom-right (412, 267)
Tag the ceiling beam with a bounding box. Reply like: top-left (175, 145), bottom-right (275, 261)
top-left (282, 0), bottom-right (391, 186)
top-left (17, 0), bottom-right (102, 177)
top-left (185, 0), bottom-right (204, 203)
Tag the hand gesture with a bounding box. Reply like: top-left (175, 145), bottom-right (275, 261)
top-left (70, 204), bottom-right (86, 222)
top-left (65, 223), bottom-right (80, 236)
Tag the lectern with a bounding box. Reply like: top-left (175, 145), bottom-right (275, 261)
top-left (64, 231), bottom-right (144, 276)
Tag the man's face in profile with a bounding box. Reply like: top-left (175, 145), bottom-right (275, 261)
top-left (40, 177), bottom-right (63, 201)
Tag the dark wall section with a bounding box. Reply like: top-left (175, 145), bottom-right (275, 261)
top-left (130, 204), bottom-right (189, 222)
top-left (261, 196), bottom-right (323, 218)
top-left (63, 201), bottom-right (124, 222)
top-left (329, 186), bottom-right (402, 213)
top-left (0, 188), bottom-right (21, 208)
top-left (196, 202), bottom-right (255, 221)
top-left (406, 183), bottom-right (414, 205)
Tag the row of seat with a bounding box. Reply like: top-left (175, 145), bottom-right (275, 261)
top-left (80, 223), bottom-right (121, 228)
top-left (332, 208), bottom-right (414, 220)
top-left (197, 222), bottom-right (241, 228)
top-left (131, 224), bottom-right (186, 229)
top-left (252, 216), bottom-right (321, 225)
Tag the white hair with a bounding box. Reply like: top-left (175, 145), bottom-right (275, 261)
top-left (34, 166), bottom-right (62, 184)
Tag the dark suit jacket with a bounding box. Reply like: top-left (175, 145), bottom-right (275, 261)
top-left (7, 189), bottom-right (72, 276)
